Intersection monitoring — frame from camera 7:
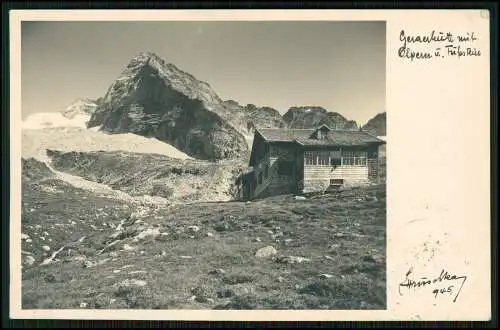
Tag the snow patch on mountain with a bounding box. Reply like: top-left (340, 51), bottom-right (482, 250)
top-left (22, 112), bottom-right (91, 130)
top-left (22, 127), bottom-right (193, 163)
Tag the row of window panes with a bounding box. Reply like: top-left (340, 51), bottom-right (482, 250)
top-left (304, 151), bottom-right (367, 166)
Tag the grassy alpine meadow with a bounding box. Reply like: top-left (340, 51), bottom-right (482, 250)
top-left (21, 159), bottom-right (386, 310)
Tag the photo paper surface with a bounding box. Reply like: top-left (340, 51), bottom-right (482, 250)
top-left (10, 9), bottom-right (491, 321)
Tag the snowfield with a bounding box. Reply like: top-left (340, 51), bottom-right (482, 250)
top-left (22, 112), bottom-right (91, 130)
top-left (22, 126), bottom-right (192, 162)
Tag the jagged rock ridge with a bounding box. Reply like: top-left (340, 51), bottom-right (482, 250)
top-left (222, 100), bottom-right (286, 133)
top-left (282, 106), bottom-right (358, 130)
top-left (61, 98), bottom-right (101, 120)
top-left (362, 112), bottom-right (386, 136)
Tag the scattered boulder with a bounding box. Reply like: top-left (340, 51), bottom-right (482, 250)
top-left (115, 279), bottom-right (147, 288)
top-left (276, 255), bottom-right (311, 264)
top-left (21, 233), bottom-right (30, 240)
top-left (133, 227), bottom-right (161, 242)
top-left (23, 255), bottom-right (36, 266)
top-left (255, 246), bottom-right (277, 259)
top-left (294, 196), bottom-right (307, 200)
top-left (84, 260), bottom-right (97, 268)
top-left (84, 258), bottom-right (110, 269)
top-left (72, 255), bottom-right (87, 262)
top-left (129, 270), bottom-right (147, 275)
top-left (123, 244), bottom-right (135, 251)
top-left (318, 273), bottom-right (334, 279)
top-left (187, 225), bottom-right (200, 233)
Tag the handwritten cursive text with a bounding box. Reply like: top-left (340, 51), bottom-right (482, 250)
top-left (399, 267), bottom-right (467, 302)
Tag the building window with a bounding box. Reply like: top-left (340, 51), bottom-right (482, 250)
top-left (304, 151), bottom-right (331, 166)
top-left (318, 152), bottom-right (329, 165)
top-left (342, 151), bottom-right (367, 166)
top-left (330, 179), bottom-right (344, 185)
top-left (305, 151), bottom-right (316, 165)
top-left (258, 172), bottom-right (263, 184)
top-left (277, 161), bottom-right (293, 176)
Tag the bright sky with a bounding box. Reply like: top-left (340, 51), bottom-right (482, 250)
top-left (21, 20), bottom-right (385, 126)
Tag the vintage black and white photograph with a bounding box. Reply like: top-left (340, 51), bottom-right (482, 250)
top-left (20, 20), bottom-right (387, 310)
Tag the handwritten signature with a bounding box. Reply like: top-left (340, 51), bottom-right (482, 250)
top-left (398, 267), bottom-right (467, 303)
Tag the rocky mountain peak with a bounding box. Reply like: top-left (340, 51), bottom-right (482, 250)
top-left (61, 98), bottom-right (100, 119)
top-left (86, 52), bottom-right (249, 161)
top-left (283, 106), bottom-right (358, 130)
top-left (362, 112), bottom-right (386, 136)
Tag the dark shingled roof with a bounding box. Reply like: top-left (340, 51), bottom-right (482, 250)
top-left (257, 127), bottom-right (385, 147)
top-left (258, 128), bottom-right (316, 142)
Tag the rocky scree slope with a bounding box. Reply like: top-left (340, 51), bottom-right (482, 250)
top-left (46, 149), bottom-right (247, 204)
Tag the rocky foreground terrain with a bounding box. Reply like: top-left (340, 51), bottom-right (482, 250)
top-left (21, 155), bottom-right (386, 310)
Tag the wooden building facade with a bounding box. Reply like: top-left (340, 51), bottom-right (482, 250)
top-left (236, 125), bottom-right (386, 201)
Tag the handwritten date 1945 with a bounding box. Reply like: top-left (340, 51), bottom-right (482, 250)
top-left (432, 285), bottom-right (454, 298)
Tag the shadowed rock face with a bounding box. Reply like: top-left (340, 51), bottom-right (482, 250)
top-left (87, 52), bottom-right (249, 161)
top-left (282, 106), bottom-right (358, 130)
top-left (22, 158), bottom-right (55, 182)
top-left (362, 112), bottom-right (386, 136)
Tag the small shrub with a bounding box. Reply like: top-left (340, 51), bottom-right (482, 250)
top-left (222, 273), bottom-right (255, 285)
top-left (216, 288), bottom-right (235, 298)
top-left (299, 281), bottom-right (337, 298)
top-left (151, 184), bottom-right (174, 198)
top-left (218, 294), bottom-right (259, 310)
